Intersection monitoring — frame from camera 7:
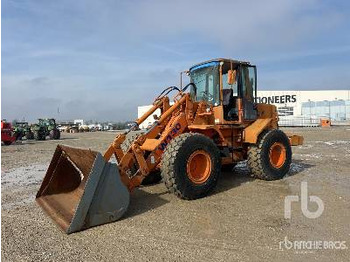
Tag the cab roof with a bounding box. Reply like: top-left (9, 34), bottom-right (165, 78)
top-left (189, 58), bottom-right (252, 71)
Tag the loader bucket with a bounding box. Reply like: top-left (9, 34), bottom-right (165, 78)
top-left (36, 145), bottom-right (130, 234)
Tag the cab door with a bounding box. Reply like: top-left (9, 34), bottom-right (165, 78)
top-left (240, 65), bottom-right (258, 120)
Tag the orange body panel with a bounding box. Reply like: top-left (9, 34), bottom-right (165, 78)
top-left (244, 118), bottom-right (272, 144)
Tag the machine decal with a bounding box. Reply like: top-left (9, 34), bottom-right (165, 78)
top-left (158, 123), bottom-right (182, 151)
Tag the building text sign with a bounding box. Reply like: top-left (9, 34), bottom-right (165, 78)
top-left (256, 95), bottom-right (297, 104)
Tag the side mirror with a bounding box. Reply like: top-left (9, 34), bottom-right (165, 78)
top-left (227, 70), bottom-right (236, 85)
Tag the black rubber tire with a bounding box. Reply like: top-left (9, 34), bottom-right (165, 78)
top-left (120, 131), bottom-right (144, 152)
top-left (38, 131), bottom-right (46, 140)
top-left (247, 129), bottom-right (292, 180)
top-left (54, 130), bottom-right (61, 139)
top-left (49, 129), bottom-right (60, 140)
top-left (161, 133), bottom-right (221, 200)
top-left (14, 132), bottom-right (23, 141)
top-left (121, 130), bottom-right (162, 185)
top-left (3, 141), bottom-right (12, 146)
top-left (34, 131), bottom-right (40, 141)
top-left (26, 132), bottom-right (34, 140)
top-left (49, 130), bottom-right (55, 139)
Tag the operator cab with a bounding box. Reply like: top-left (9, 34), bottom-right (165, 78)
top-left (189, 58), bottom-right (258, 123)
top-left (189, 61), bottom-right (221, 106)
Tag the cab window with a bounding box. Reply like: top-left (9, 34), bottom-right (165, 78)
top-left (241, 66), bottom-right (256, 101)
top-left (190, 63), bottom-right (220, 106)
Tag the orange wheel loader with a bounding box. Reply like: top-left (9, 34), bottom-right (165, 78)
top-left (36, 58), bottom-right (303, 233)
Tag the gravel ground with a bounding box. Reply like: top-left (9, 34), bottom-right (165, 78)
top-left (1, 127), bottom-right (350, 261)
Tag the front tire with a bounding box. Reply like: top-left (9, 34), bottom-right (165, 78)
top-left (49, 130), bottom-right (55, 139)
top-left (34, 131), bottom-right (45, 140)
top-left (49, 129), bottom-right (60, 140)
top-left (54, 130), bottom-right (61, 139)
top-left (161, 133), bottom-right (221, 200)
top-left (247, 129), bottom-right (292, 180)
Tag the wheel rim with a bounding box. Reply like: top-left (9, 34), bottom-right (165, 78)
top-left (186, 150), bottom-right (212, 184)
top-left (269, 142), bottom-right (286, 168)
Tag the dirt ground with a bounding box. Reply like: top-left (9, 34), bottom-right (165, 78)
top-left (1, 127), bottom-right (350, 261)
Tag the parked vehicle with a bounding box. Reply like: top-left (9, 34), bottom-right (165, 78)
top-left (36, 58), bottom-right (304, 234)
top-left (13, 122), bottom-right (34, 140)
top-left (31, 118), bottom-right (60, 140)
top-left (1, 120), bottom-right (18, 145)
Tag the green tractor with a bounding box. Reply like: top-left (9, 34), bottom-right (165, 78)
top-left (31, 118), bottom-right (60, 140)
top-left (13, 122), bottom-right (34, 140)
top-left (46, 118), bottom-right (61, 140)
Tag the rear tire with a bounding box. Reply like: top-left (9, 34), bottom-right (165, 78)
top-left (161, 133), bottom-right (221, 200)
top-left (26, 132), bottom-right (34, 140)
top-left (247, 129), bottom-right (291, 180)
top-left (3, 141), bottom-right (12, 146)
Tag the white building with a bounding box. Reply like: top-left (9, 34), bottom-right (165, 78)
top-left (74, 119), bottom-right (84, 126)
top-left (137, 106), bottom-right (161, 129)
top-left (257, 90), bottom-right (350, 126)
top-left (138, 90), bottom-right (350, 128)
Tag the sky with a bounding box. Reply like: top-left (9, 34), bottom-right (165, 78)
top-left (2, 0), bottom-right (350, 122)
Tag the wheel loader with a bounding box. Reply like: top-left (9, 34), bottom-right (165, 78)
top-left (36, 58), bottom-right (303, 233)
